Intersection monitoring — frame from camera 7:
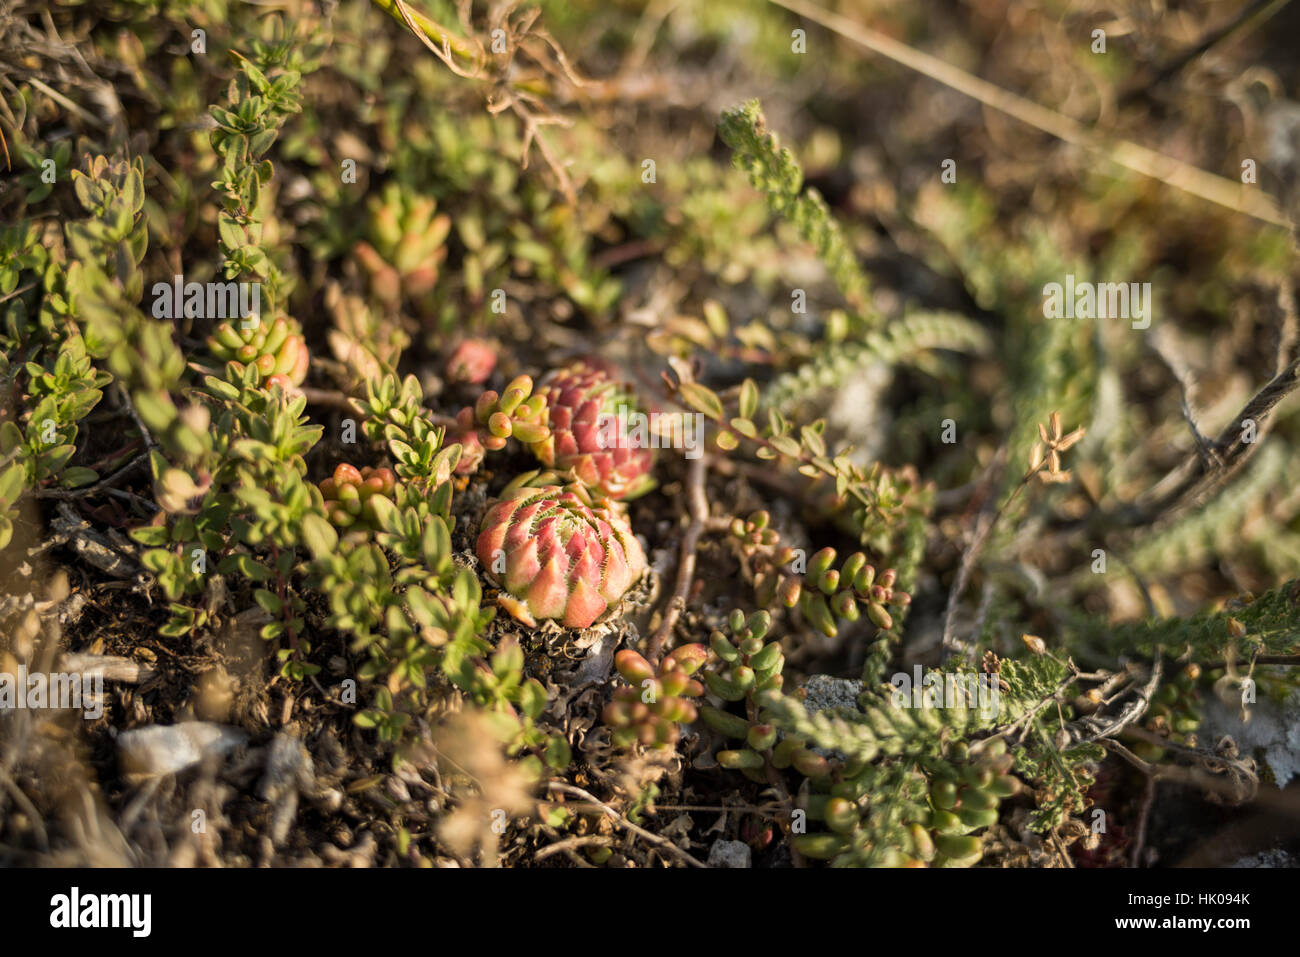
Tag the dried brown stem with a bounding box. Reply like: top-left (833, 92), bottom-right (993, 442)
top-left (647, 453), bottom-right (707, 666)
top-left (1130, 771), bottom-right (1157, 868)
top-left (533, 834), bottom-right (614, 862)
top-left (941, 446), bottom-right (1036, 659)
top-left (298, 386), bottom-right (358, 410)
top-left (1131, 356), bottom-right (1300, 524)
top-left (767, 0), bottom-right (1288, 226)
top-left (1198, 654), bottom-right (1300, 671)
top-left (546, 782), bottom-right (707, 868)
top-left (1063, 657), bottom-right (1163, 747)
top-left (34, 452), bottom-right (148, 500)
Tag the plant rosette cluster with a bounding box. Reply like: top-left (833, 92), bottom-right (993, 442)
top-left (603, 645), bottom-right (707, 748)
top-left (725, 515), bottom-right (911, 639)
top-left (697, 610), bottom-right (835, 784)
top-left (207, 315), bottom-right (310, 387)
top-left (919, 739), bottom-right (1022, 865)
top-left (450, 374), bottom-right (551, 476)
top-left (795, 738), bottom-right (1021, 867)
top-left (784, 548), bottom-right (911, 638)
top-left (318, 463), bottom-right (398, 532)
top-left (475, 477), bottom-right (646, 628)
top-left (528, 357), bottom-right (656, 501)
top-left (727, 510), bottom-right (802, 607)
top-left (354, 183), bottom-right (450, 306)
top-left (697, 610), bottom-right (820, 782)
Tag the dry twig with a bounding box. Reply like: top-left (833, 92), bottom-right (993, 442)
top-left (647, 453), bottom-right (707, 665)
top-left (546, 781), bottom-right (707, 868)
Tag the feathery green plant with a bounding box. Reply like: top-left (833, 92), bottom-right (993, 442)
top-left (719, 99), bottom-right (876, 323)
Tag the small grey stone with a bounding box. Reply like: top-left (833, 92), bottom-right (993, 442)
top-left (708, 839), bottom-right (752, 868)
top-left (801, 674), bottom-right (865, 714)
top-left (799, 676), bottom-right (867, 760)
top-left (1230, 849), bottom-right (1294, 868)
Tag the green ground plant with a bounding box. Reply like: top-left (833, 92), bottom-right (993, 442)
top-left (1, 0), bottom-right (1297, 870)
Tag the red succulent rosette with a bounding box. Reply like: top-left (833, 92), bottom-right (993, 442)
top-left (476, 482), bottom-right (646, 628)
top-left (528, 357), bottom-right (656, 500)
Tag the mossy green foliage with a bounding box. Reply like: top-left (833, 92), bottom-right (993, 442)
top-left (719, 99), bottom-right (875, 323)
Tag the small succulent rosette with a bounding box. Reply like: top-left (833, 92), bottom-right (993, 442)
top-left (445, 375), bottom-right (551, 477)
top-left (529, 357), bottom-right (656, 500)
top-left (318, 463), bottom-right (398, 531)
top-left (784, 549), bottom-right (912, 638)
top-left (207, 315), bottom-right (310, 387)
top-left (475, 477), bottom-right (646, 628)
top-left (603, 645), bottom-right (707, 748)
top-left (355, 183), bottom-right (450, 304)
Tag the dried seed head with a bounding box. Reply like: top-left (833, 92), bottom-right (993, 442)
top-left (1021, 633), bottom-right (1047, 655)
